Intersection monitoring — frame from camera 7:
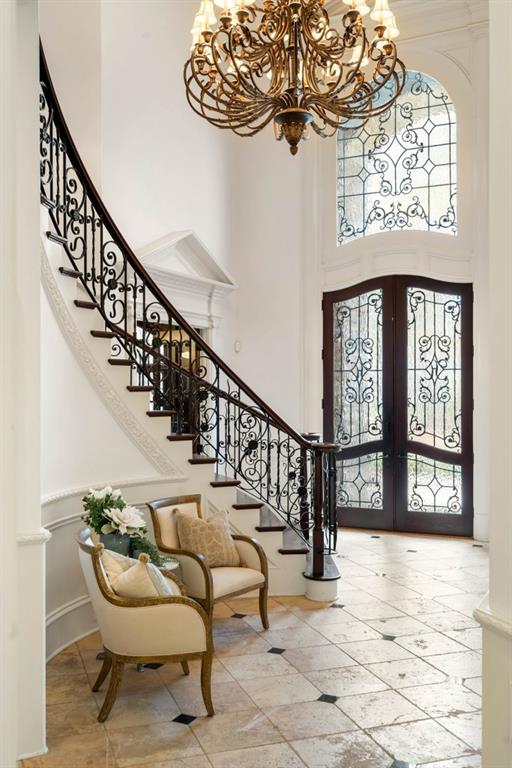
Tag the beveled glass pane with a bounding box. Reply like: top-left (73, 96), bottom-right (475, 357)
top-left (407, 287), bottom-right (462, 452)
top-left (337, 71), bottom-right (457, 245)
top-left (337, 453), bottom-right (384, 510)
top-left (407, 454), bottom-right (462, 515)
top-left (333, 290), bottom-right (383, 447)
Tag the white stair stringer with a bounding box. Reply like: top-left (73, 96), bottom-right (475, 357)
top-left (40, 212), bottom-right (309, 596)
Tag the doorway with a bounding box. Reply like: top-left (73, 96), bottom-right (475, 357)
top-left (323, 276), bottom-right (473, 536)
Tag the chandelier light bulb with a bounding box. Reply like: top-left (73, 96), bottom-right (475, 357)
top-left (385, 14), bottom-right (400, 39)
top-left (197, 0), bottom-right (216, 27)
top-left (190, 14), bottom-right (205, 46)
top-left (343, 0), bottom-right (371, 15)
top-left (213, 0), bottom-right (254, 8)
top-left (350, 43), bottom-right (369, 67)
top-left (370, 0), bottom-right (393, 24)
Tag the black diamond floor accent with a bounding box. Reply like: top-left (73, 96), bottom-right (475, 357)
top-left (173, 713), bottom-right (197, 725)
top-left (142, 662), bottom-right (163, 670)
top-left (330, 603), bottom-right (345, 609)
top-left (268, 647), bottom-right (286, 655)
top-left (391, 762), bottom-right (413, 768)
top-left (231, 613), bottom-right (246, 619)
top-left (407, 549), bottom-right (417, 553)
top-left (472, 543), bottom-right (483, 548)
top-left (370, 535), bottom-right (381, 539)
top-left (318, 693), bottom-right (338, 704)
top-left (382, 634), bottom-right (397, 641)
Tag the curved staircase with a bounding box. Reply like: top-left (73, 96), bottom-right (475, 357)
top-left (39, 44), bottom-right (340, 599)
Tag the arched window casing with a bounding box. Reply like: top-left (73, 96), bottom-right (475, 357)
top-left (336, 70), bottom-right (457, 246)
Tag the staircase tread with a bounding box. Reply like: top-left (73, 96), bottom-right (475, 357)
top-left (167, 433), bottom-right (196, 442)
top-left (255, 525), bottom-right (287, 532)
top-left (59, 266), bottom-right (81, 278)
top-left (210, 476), bottom-right (241, 488)
top-left (127, 385), bottom-right (153, 392)
top-left (91, 330), bottom-right (115, 339)
top-left (146, 410), bottom-right (175, 417)
top-left (278, 547), bottom-right (309, 555)
top-left (108, 358), bottom-right (132, 366)
top-left (74, 299), bottom-right (98, 310)
top-left (189, 456), bottom-right (218, 465)
top-left (232, 503), bottom-right (265, 510)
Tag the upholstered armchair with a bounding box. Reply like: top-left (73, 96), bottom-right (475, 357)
top-left (147, 495), bottom-right (269, 629)
top-left (77, 528), bottom-right (214, 722)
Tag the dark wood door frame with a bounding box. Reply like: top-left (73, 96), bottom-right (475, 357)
top-left (323, 275), bottom-right (474, 537)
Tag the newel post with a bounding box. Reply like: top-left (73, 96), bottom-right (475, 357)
top-left (311, 442), bottom-right (340, 580)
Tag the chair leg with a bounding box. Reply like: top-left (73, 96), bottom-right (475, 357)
top-left (200, 650), bottom-right (214, 716)
top-left (97, 657), bottom-right (124, 723)
top-left (92, 653), bottom-right (112, 691)
top-left (259, 584), bottom-right (269, 630)
top-left (181, 660), bottom-right (190, 676)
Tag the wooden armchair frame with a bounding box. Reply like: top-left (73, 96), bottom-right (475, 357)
top-left (147, 495), bottom-right (269, 629)
top-left (77, 529), bottom-right (214, 722)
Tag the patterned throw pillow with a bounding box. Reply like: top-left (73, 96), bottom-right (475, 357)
top-left (175, 509), bottom-right (240, 568)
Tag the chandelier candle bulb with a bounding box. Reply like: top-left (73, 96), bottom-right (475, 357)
top-left (385, 14), bottom-right (400, 39)
top-left (184, 0), bottom-right (406, 155)
top-left (371, 0), bottom-right (393, 24)
top-left (343, 0), bottom-right (371, 15)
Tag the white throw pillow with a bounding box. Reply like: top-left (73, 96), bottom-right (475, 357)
top-left (100, 549), bottom-right (182, 598)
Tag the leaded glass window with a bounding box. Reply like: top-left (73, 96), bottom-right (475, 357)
top-left (336, 70), bottom-right (457, 245)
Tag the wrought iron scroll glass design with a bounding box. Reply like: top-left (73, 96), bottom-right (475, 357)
top-left (336, 70), bottom-right (457, 245)
top-left (407, 287), bottom-right (462, 453)
top-left (39, 47), bottom-right (338, 575)
top-left (333, 290), bottom-right (383, 509)
top-left (407, 286), bottom-right (463, 515)
top-left (407, 456), bottom-right (462, 515)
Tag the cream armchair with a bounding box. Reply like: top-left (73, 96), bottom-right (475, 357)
top-left (77, 528), bottom-right (214, 722)
top-left (147, 495), bottom-right (269, 629)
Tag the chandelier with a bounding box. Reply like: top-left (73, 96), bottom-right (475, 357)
top-left (184, 0), bottom-right (406, 155)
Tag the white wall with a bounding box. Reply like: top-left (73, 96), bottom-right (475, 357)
top-left (41, 289), bottom-right (157, 498)
top-left (39, 0), bottom-right (102, 186)
top-left (100, 0), bottom-right (234, 262)
top-left (227, 131), bottom-right (306, 428)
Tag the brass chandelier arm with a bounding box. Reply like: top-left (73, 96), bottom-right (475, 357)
top-left (184, 71), bottom-right (280, 136)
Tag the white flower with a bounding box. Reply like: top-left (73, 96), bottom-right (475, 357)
top-left (104, 506), bottom-right (146, 536)
top-left (112, 488), bottom-right (123, 499)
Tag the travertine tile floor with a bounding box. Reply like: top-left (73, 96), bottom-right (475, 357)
top-left (23, 529), bottom-right (487, 768)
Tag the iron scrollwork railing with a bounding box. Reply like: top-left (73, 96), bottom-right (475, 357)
top-left (39, 44), bottom-right (339, 579)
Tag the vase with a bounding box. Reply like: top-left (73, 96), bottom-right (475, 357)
top-left (100, 531), bottom-right (131, 556)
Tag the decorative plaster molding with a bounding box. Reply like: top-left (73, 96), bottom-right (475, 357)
top-left (474, 595), bottom-right (512, 640)
top-left (40, 241), bottom-right (184, 478)
top-left (17, 528), bottom-right (52, 546)
top-left (42, 473), bottom-right (183, 510)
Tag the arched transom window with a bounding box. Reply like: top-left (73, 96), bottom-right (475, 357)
top-left (336, 70), bottom-right (457, 246)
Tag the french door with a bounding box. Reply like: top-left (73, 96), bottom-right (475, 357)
top-left (323, 276), bottom-right (473, 536)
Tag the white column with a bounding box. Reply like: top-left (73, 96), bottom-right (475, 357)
top-left (15, 0), bottom-right (49, 761)
top-left (476, 2), bottom-right (512, 766)
top-left (0, 3), bottom-right (20, 766)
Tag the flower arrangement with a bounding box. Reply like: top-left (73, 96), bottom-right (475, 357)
top-left (82, 486), bottom-right (147, 538)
